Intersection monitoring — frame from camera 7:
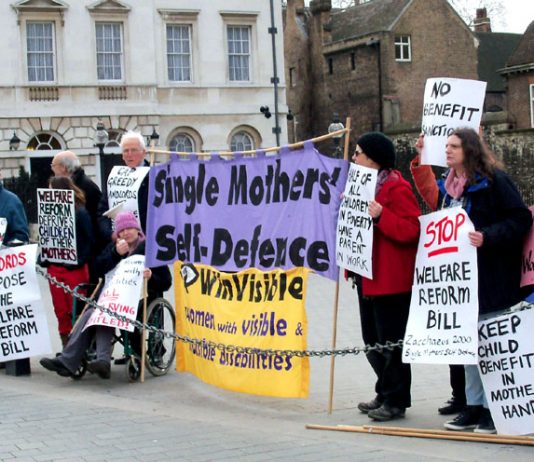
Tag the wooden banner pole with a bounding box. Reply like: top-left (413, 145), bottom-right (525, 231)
top-left (70, 280), bottom-right (102, 335)
top-left (327, 118), bottom-right (351, 414)
top-left (145, 128), bottom-right (350, 157)
top-left (305, 424), bottom-right (534, 446)
top-left (362, 424), bottom-right (533, 442)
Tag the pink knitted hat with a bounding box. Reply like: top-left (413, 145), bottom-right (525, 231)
top-left (114, 211), bottom-right (141, 235)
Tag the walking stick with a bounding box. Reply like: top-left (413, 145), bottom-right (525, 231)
top-left (70, 279), bottom-right (103, 335)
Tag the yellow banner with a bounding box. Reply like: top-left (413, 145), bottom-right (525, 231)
top-left (174, 262), bottom-right (310, 398)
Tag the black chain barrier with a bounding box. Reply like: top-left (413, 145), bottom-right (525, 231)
top-left (37, 267), bottom-right (534, 359)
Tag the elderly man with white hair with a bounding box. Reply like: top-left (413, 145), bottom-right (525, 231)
top-left (96, 131), bottom-right (150, 246)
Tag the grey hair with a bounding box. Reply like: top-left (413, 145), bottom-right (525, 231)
top-left (61, 154), bottom-right (81, 174)
top-left (120, 130), bottom-right (146, 150)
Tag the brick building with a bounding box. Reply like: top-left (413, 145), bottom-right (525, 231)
top-left (500, 21), bottom-right (534, 129)
top-left (284, 0), bottom-right (479, 148)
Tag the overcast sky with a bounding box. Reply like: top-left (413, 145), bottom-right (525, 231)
top-left (503, 0), bottom-right (534, 34)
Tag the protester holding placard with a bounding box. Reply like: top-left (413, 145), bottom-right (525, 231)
top-left (412, 128), bottom-right (532, 434)
top-left (96, 131), bottom-right (150, 245)
top-left (0, 174), bottom-right (29, 246)
top-left (40, 211), bottom-right (171, 379)
top-left (0, 177), bottom-right (29, 369)
top-left (352, 132), bottom-right (421, 422)
top-left (41, 176), bottom-right (93, 347)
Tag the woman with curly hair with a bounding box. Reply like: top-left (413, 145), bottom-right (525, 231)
top-left (411, 128), bottom-right (532, 433)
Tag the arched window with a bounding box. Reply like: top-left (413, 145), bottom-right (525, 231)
top-left (230, 131), bottom-right (254, 151)
top-left (106, 129), bottom-right (125, 148)
top-left (27, 132), bottom-right (64, 150)
top-left (170, 133), bottom-right (194, 152)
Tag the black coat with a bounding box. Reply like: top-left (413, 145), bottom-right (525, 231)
top-left (71, 167), bottom-right (102, 234)
top-left (91, 240), bottom-right (171, 300)
top-left (437, 169), bottom-right (532, 314)
top-left (96, 161), bottom-right (149, 246)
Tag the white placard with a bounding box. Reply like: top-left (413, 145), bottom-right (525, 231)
top-left (37, 188), bottom-right (77, 264)
top-left (478, 310), bottom-right (534, 435)
top-left (336, 164), bottom-right (377, 279)
top-left (403, 208), bottom-right (479, 364)
top-left (0, 244), bottom-right (52, 360)
top-left (421, 77), bottom-right (487, 167)
top-left (107, 166), bottom-right (150, 223)
top-left (85, 254), bottom-right (145, 332)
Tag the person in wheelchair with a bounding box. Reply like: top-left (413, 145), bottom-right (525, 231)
top-left (40, 211), bottom-right (171, 379)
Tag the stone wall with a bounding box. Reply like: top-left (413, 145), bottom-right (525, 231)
top-left (391, 129), bottom-right (534, 208)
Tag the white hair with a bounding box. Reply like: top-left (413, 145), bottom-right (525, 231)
top-left (120, 131), bottom-right (146, 150)
top-left (56, 151), bottom-right (81, 174)
top-left (61, 155), bottom-right (81, 173)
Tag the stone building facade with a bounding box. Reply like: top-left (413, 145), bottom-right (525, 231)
top-left (0, 0), bottom-right (288, 191)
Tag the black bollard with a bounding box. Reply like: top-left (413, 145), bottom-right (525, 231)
top-left (5, 358), bottom-right (31, 376)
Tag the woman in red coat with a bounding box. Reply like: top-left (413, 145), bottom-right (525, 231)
top-left (353, 132), bottom-right (421, 421)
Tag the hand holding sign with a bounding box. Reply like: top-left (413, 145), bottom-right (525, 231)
top-left (420, 78), bottom-right (486, 166)
top-left (468, 230), bottom-right (484, 247)
top-left (368, 200), bottom-right (383, 219)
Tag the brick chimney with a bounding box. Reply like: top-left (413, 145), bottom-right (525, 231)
top-left (310, 0), bottom-right (332, 43)
top-left (474, 8), bottom-right (492, 33)
top-left (287, 0), bottom-right (306, 12)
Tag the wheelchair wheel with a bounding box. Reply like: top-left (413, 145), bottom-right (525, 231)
top-left (125, 356), bottom-right (141, 382)
top-left (70, 359), bottom-right (87, 380)
top-left (70, 337), bottom-right (96, 380)
top-left (144, 298), bottom-right (176, 377)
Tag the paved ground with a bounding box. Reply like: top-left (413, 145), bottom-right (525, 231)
top-left (1, 273), bottom-right (532, 461)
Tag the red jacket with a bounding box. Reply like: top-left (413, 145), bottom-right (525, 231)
top-left (361, 170), bottom-right (420, 296)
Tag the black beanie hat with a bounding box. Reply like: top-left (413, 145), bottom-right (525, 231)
top-left (356, 132), bottom-right (396, 169)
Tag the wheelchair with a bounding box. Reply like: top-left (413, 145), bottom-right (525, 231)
top-left (71, 284), bottom-right (176, 382)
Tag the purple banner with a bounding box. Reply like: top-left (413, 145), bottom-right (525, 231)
top-left (146, 143), bottom-right (348, 280)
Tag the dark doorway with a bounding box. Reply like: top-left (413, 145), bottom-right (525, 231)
top-left (100, 153), bottom-right (124, 185)
top-left (29, 156), bottom-right (54, 223)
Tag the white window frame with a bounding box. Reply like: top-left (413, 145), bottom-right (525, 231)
top-left (170, 133), bottom-right (195, 152)
top-left (26, 21), bottom-right (56, 83)
top-left (230, 131), bottom-right (254, 152)
top-left (395, 35), bottom-right (411, 62)
top-left (158, 9), bottom-right (199, 85)
top-left (220, 11), bottom-right (258, 84)
top-left (95, 22), bottom-right (124, 81)
top-left (13, 0), bottom-right (67, 85)
top-left (227, 25), bottom-right (251, 82)
top-left (166, 24), bottom-right (192, 82)
top-left (167, 126), bottom-right (203, 153)
top-left (530, 84), bottom-right (534, 128)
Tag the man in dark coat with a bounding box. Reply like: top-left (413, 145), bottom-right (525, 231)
top-left (52, 150), bottom-right (102, 233)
